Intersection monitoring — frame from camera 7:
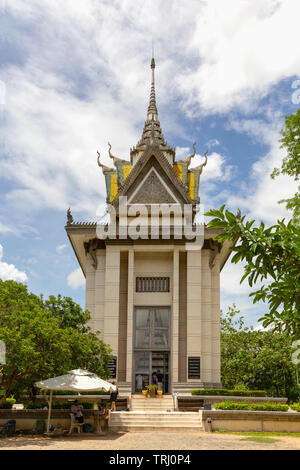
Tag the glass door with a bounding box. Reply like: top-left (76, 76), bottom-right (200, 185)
top-left (133, 307), bottom-right (171, 393)
top-left (134, 352), bottom-right (150, 392)
top-left (151, 351), bottom-right (169, 393)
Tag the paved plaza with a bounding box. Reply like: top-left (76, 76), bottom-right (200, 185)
top-left (0, 432), bottom-right (300, 450)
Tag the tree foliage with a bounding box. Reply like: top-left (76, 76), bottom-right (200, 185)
top-left (205, 206), bottom-right (300, 337)
top-left (271, 107), bottom-right (300, 223)
top-left (0, 280), bottom-right (112, 397)
top-left (221, 305), bottom-right (299, 399)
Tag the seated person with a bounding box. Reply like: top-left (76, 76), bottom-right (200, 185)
top-left (71, 399), bottom-right (84, 423)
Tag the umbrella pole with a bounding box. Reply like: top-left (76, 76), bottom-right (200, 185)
top-left (47, 390), bottom-right (53, 433)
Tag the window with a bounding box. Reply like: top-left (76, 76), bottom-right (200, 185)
top-left (134, 307), bottom-right (170, 350)
top-left (188, 356), bottom-right (201, 379)
top-left (136, 277), bottom-right (170, 293)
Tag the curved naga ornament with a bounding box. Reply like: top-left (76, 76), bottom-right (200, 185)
top-left (108, 142), bottom-right (128, 166)
top-left (193, 149), bottom-right (208, 174)
top-left (97, 150), bottom-right (114, 173)
top-left (176, 141), bottom-right (196, 166)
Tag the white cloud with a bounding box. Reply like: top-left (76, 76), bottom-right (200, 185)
top-left (0, 244), bottom-right (28, 282)
top-left (226, 118), bottom-right (298, 223)
top-left (0, 222), bottom-right (13, 234)
top-left (175, 147), bottom-right (190, 159)
top-left (190, 151), bottom-right (234, 183)
top-left (56, 244), bottom-right (68, 254)
top-left (1, 0), bottom-right (299, 222)
top-left (67, 268), bottom-right (85, 289)
top-left (178, 0), bottom-right (300, 114)
top-left (206, 139), bottom-right (220, 149)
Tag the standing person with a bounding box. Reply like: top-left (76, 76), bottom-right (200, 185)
top-left (152, 371), bottom-right (157, 386)
top-left (71, 399), bottom-right (84, 423)
top-left (110, 381), bottom-right (119, 412)
top-left (156, 370), bottom-right (164, 392)
top-left (136, 374), bottom-right (143, 392)
top-left (29, 383), bottom-right (38, 402)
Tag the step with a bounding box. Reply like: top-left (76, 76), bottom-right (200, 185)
top-left (109, 410), bottom-right (203, 432)
top-left (109, 425), bottom-right (203, 433)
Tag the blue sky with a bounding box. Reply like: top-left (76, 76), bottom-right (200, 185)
top-left (0, 0), bottom-right (299, 326)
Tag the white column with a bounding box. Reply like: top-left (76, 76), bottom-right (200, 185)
top-left (126, 248), bottom-right (134, 385)
top-left (186, 250), bottom-right (202, 382)
top-left (201, 250), bottom-right (212, 383)
top-left (211, 253), bottom-right (221, 385)
top-left (103, 246), bottom-right (120, 356)
top-left (94, 250), bottom-right (105, 338)
top-left (85, 255), bottom-right (96, 330)
top-left (172, 248), bottom-right (179, 385)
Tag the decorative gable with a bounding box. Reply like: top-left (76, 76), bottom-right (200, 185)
top-left (129, 168), bottom-right (177, 204)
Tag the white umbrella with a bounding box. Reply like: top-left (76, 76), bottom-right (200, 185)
top-left (35, 369), bottom-right (116, 432)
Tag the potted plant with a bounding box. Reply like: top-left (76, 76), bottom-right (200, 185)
top-left (157, 389), bottom-right (163, 397)
top-left (142, 389), bottom-right (148, 398)
top-left (147, 385), bottom-right (157, 398)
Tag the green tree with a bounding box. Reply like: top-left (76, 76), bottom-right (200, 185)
top-left (205, 206), bottom-right (300, 337)
top-left (221, 305), bottom-right (298, 399)
top-left (271, 107), bottom-right (300, 223)
top-left (44, 294), bottom-right (90, 332)
top-left (0, 280), bottom-right (112, 398)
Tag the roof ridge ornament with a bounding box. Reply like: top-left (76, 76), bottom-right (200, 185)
top-left (108, 142), bottom-right (129, 166)
top-left (176, 142), bottom-right (197, 167)
top-left (97, 150), bottom-right (114, 173)
top-left (66, 208), bottom-right (73, 226)
top-left (192, 149), bottom-right (208, 173)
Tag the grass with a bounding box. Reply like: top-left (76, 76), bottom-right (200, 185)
top-left (240, 437), bottom-right (278, 443)
top-left (215, 430), bottom-right (300, 437)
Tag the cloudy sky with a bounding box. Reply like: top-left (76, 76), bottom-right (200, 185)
top-left (0, 0), bottom-right (299, 326)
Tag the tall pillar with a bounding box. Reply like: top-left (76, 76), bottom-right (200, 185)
top-left (85, 255), bottom-right (96, 330)
top-left (126, 248), bottom-right (134, 386)
top-left (186, 250), bottom-right (202, 384)
top-left (211, 253), bottom-right (221, 385)
top-left (103, 246), bottom-right (120, 357)
top-left (171, 248), bottom-right (179, 386)
top-left (94, 250), bottom-right (105, 338)
top-left (201, 249), bottom-right (212, 384)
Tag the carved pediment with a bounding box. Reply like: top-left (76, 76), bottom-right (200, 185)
top-left (129, 168), bottom-right (177, 204)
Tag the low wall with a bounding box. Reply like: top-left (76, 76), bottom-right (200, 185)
top-left (202, 410), bottom-right (300, 433)
top-left (178, 396), bottom-right (287, 411)
top-left (0, 409), bottom-right (108, 432)
top-left (20, 395), bottom-right (128, 411)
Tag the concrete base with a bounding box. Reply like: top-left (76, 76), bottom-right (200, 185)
top-left (202, 410), bottom-right (300, 433)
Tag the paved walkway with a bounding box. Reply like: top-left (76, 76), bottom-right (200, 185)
top-left (0, 432), bottom-right (300, 450)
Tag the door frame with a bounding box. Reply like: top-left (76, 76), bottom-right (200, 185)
top-left (132, 306), bottom-right (171, 393)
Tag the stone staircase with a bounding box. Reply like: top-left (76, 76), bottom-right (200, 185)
top-left (109, 411), bottom-right (203, 432)
top-left (109, 395), bottom-right (203, 432)
top-left (130, 395), bottom-right (175, 412)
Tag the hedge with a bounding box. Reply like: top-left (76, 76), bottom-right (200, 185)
top-left (24, 400), bottom-right (94, 410)
top-left (214, 401), bottom-right (289, 412)
top-left (191, 389), bottom-right (266, 397)
top-left (290, 403), bottom-right (300, 412)
top-left (0, 398), bottom-right (16, 409)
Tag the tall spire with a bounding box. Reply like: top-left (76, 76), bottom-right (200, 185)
top-left (130, 55), bottom-right (176, 163)
top-left (147, 57), bottom-right (158, 120)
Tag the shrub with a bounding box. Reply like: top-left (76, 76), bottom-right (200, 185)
top-left (191, 389), bottom-right (266, 397)
top-left (290, 403), bottom-right (300, 412)
top-left (0, 397), bottom-right (16, 409)
top-left (214, 401), bottom-right (289, 412)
